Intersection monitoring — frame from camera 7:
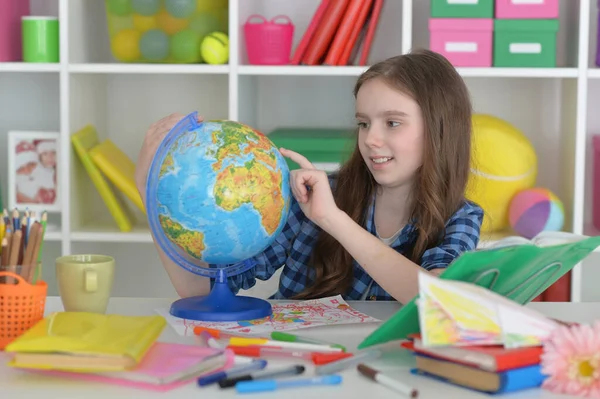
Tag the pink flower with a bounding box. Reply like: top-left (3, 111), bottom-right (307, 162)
top-left (541, 321), bottom-right (600, 398)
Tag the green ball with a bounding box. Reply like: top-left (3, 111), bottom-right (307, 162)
top-left (170, 29), bottom-right (201, 63)
top-left (107, 0), bottom-right (132, 16)
top-left (189, 12), bottom-right (221, 38)
top-left (165, 0), bottom-right (196, 18)
top-left (140, 29), bottom-right (170, 61)
top-left (131, 0), bottom-right (160, 15)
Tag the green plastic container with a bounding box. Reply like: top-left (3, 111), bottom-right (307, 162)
top-left (430, 0), bottom-right (494, 18)
top-left (493, 19), bottom-right (559, 67)
top-left (267, 127), bottom-right (355, 171)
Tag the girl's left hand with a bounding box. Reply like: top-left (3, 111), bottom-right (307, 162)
top-left (280, 148), bottom-right (340, 228)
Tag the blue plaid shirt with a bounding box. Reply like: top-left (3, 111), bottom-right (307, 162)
top-left (215, 175), bottom-right (484, 301)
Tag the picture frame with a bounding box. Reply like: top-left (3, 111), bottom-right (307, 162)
top-left (7, 131), bottom-right (61, 213)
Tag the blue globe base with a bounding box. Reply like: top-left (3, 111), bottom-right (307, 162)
top-left (169, 278), bottom-right (273, 322)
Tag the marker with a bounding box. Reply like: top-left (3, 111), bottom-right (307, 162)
top-left (218, 365), bottom-right (306, 389)
top-left (271, 331), bottom-right (346, 351)
top-left (236, 374), bottom-right (343, 394)
top-left (358, 364), bottom-right (418, 398)
top-left (197, 359), bottom-right (267, 387)
top-left (199, 331), bottom-right (223, 349)
top-left (194, 326), bottom-right (263, 339)
top-left (229, 337), bottom-right (343, 353)
top-left (315, 349), bottom-right (382, 375)
top-left (227, 345), bottom-right (353, 365)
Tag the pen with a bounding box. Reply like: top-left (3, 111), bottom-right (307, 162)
top-left (271, 331), bottom-right (346, 351)
top-left (218, 364), bottom-right (306, 388)
top-left (229, 337), bottom-right (344, 353)
top-left (227, 345), bottom-right (353, 365)
top-left (197, 359), bottom-right (268, 387)
top-left (236, 374), bottom-right (343, 394)
top-left (358, 364), bottom-right (419, 398)
top-left (315, 349), bottom-right (382, 375)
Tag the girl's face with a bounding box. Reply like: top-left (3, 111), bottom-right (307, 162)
top-left (355, 77), bottom-right (425, 190)
top-left (40, 150), bottom-right (56, 168)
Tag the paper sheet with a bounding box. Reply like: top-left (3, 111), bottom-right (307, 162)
top-left (417, 272), bottom-right (560, 348)
top-left (156, 295), bottom-right (381, 336)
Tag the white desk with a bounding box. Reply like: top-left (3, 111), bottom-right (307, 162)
top-left (2, 297), bottom-right (598, 399)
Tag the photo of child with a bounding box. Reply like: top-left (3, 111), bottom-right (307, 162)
top-left (32, 139), bottom-right (57, 205)
top-left (8, 131), bottom-right (60, 212)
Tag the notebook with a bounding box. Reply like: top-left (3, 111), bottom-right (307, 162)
top-left (5, 312), bottom-right (166, 372)
top-left (37, 343), bottom-right (235, 392)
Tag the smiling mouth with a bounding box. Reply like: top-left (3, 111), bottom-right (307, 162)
top-left (371, 157), bottom-right (394, 164)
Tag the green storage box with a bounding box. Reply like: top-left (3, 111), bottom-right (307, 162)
top-left (430, 0), bottom-right (494, 18)
top-left (493, 19), bottom-right (559, 67)
top-left (267, 127), bottom-right (355, 172)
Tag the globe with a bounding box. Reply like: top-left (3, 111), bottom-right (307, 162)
top-left (146, 112), bottom-right (292, 321)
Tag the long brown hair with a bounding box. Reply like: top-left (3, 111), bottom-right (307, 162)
top-left (293, 49), bottom-right (473, 299)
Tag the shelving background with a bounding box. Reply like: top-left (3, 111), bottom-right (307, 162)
top-left (0, 0), bottom-right (598, 301)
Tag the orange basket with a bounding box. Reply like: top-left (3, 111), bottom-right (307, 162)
top-left (0, 271), bottom-right (47, 350)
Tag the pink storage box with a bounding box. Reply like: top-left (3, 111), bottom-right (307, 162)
top-left (495, 0), bottom-right (559, 19)
top-left (0, 0), bottom-right (30, 61)
top-left (429, 18), bottom-right (493, 67)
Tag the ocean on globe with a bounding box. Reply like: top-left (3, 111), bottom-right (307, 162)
top-left (147, 118), bottom-right (292, 269)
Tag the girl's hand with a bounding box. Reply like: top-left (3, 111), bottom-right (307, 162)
top-left (135, 113), bottom-right (203, 204)
top-left (280, 148), bottom-right (341, 229)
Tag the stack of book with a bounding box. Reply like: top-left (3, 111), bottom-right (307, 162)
top-left (291, 0), bottom-right (384, 66)
top-left (3, 312), bottom-right (232, 392)
top-left (402, 335), bottom-right (546, 394)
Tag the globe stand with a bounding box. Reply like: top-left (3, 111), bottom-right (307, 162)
top-left (169, 269), bottom-right (273, 322)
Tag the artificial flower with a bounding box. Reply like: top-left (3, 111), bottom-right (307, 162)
top-left (541, 320), bottom-right (600, 398)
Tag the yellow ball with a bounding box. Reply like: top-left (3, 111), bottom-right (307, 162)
top-left (200, 32), bottom-right (229, 64)
top-left (133, 13), bottom-right (157, 32)
top-left (465, 114), bottom-right (538, 233)
top-left (111, 29), bottom-right (141, 62)
top-left (156, 8), bottom-right (189, 35)
top-left (196, 0), bottom-right (227, 12)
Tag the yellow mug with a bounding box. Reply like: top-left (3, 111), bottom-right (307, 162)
top-left (55, 254), bottom-right (115, 314)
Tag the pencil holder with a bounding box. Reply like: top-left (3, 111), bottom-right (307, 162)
top-left (0, 270), bottom-right (47, 350)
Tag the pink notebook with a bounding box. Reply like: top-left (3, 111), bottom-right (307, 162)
top-left (36, 342), bottom-right (235, 392)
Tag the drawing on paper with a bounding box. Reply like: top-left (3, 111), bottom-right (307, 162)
top-left (156, 295), bottom-right (381, 336)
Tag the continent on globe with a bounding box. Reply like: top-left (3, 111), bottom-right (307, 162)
top-left (214, 159), bottom-right (284, 235)
top-left (159, 214), bottom-right (206, 258)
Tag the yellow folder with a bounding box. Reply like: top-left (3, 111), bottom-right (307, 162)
top-left (71, 125), bottom-right (134, 232)
top-left (89, 139), bottom-right (146, 214)
top-left (5, 312), bottom-right (166, 372)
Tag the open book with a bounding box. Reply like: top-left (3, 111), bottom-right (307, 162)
top-left (359, 232), bottom-right (600, 349)
top-left (479, 230), bottom-right (590, 250)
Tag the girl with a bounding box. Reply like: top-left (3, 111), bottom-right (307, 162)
top-left (135, 49), bottom-right (484, 304)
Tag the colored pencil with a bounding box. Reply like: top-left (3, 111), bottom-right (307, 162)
top-left (37, 211), bottom-right (47, 263)
top-left (0, 209), bottom-right (46, 284)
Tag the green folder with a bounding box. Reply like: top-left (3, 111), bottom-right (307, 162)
top-left (358, 235), bottom-right (600, 349)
